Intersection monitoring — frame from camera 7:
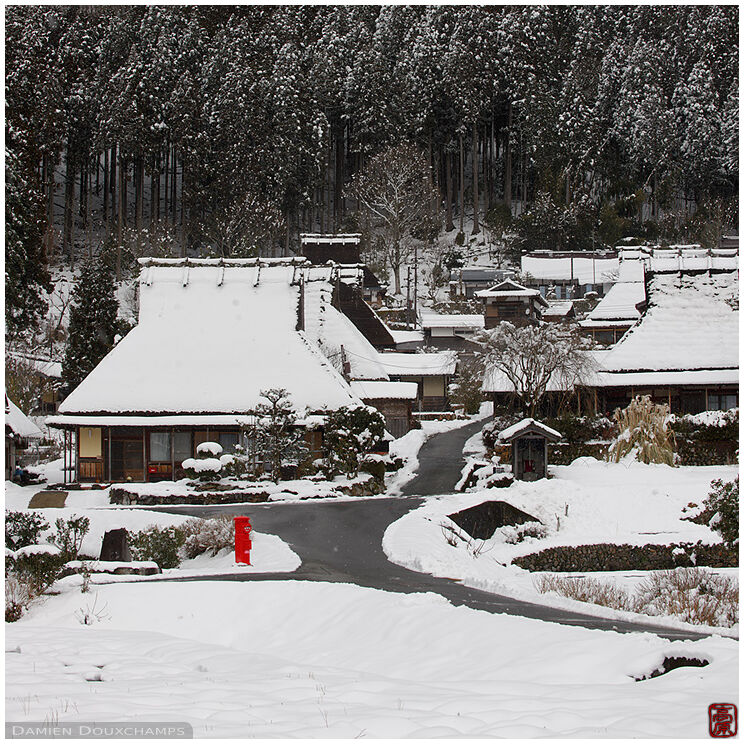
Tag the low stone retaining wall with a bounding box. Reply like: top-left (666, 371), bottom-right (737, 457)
top-left (109, 477), bottom-right (383, 506)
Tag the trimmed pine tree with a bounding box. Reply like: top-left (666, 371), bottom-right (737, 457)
top-left (61, 260), bottom-right (120, 392)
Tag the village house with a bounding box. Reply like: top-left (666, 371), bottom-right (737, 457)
top-left (578, 259), bottom-right (647, 345)
top-left (47, 258), bottom-right (395, 484)
top-left (419, 313), bottom-right (484, 352)
top-left (448, 266), bottom-right (515, 299)
top-left (5, 394), bottom-right (42, 480)
top-left (380, 352), bottom-right (457, 412)
top-left (476, 279), bottom-right (549, 328)
top-left (521, 250), bottom-right (618, 299)
top-left (300, 233), bottom-right (388, 308)
top-left (590, 270), bottom-right (739, 414)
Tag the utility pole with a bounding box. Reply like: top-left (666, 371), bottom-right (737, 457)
top-left (413, 243), bottom-right (418, 329)
top-left (406, 266), bottom-right (411, 330)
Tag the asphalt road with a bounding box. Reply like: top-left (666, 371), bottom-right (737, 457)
top-left (149, 422), bottom-right (710, 641)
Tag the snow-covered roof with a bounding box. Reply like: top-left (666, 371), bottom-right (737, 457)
top-left (498, 418), bottom-right (562, 443)
top-left (600, 272), bottom-right (738, 373)
top-left (300, 233), bottom-right (361, 245)
top-left (390, 329), bottom-right (424, 345)
top-left (593, 368), bottom-right (739, 388)
top-left (585, 281), bottom-right (646, 322)
top-left (303, 273), bottom-right (388, 381)
top-left (521, 254), bottom-right (619, 284)
top-left (350, 381), bottom-right (418, 400)
top-left (7, 353), bottom-right (62, 379)
top-left (420, 314), bottom-right (484, 330)
top-left (5, 395), bottom-right (42, 438)
top-left (475, 280), bottom-right (548, 306)
top-left (46, 414), bottom-right (260, 428)
top-left (57, 260), bottom-right (361, 417)
top-left (543, 301), bottom-right (574, 317)
top-left (380, 352), bottom-right (457, 377)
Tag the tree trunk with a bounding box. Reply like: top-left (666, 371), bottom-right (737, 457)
top-left (117, 153), bottom-right (125, 281)
top-left (110, 145), bottom-right (117, 228)
top-left (163, 143), bottom-right (169, 223)
top-left (459, 134), bottom-right (465, 233)
top-left (472, 121), bottom-right (480, 235)
top-left (63, 145), bottom-right (75, 266)
top-left (334, 122), bottom-right (344, 230)
top-left (45, 154), bottom-right (55, 261)
top-left (504, 102), bottom-right (512, 211)
top-left (103, 149), bottom-right (109, 230)
top-left (445, 148), bottom-right (454, 231)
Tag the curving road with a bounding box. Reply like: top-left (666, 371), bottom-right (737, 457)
top-left (149, 422), bottom-right (710, 641)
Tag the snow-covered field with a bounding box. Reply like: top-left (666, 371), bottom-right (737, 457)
top-left (384, 458), bottom-right (739, 635)
top-left (6, 580), bottom-right (738, 738)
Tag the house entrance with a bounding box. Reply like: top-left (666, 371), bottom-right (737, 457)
top-left (110, 437), bottom-right (144, 481)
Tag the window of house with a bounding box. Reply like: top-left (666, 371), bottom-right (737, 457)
top-left (218, 431), bottom-right (239, 453)
top-left (709, 393), bottom-right (738, 411)
top-left (149, 432), bottom-right (171, 462)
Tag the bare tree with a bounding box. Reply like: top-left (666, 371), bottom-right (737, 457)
top-left (347, 143), bottom-right (439, 295)
top-left (481, 322), bottom-right (595, 417)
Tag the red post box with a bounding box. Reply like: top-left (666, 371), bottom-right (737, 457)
top-left (234, 516), bottom-right (252, 565)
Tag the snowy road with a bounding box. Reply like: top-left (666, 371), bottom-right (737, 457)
top-left (144, 423), bottom-right (712, 641)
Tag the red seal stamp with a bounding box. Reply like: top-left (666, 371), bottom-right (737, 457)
top-left (709, 704), bottom-right (737, 737)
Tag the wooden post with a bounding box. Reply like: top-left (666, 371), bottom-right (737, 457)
top-left (107, 427), bottom-right (112, 482)
top-left (142, 429), bottom-right (146, 483)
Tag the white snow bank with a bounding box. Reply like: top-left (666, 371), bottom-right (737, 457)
top-left (383, 459), bottom-right (739, 633)
top-left (8, 581), bottom-right (739, 737)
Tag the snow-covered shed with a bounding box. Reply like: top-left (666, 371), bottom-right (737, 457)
top-left (48, 258), bottom-right (365, 483)
top-left (591, 271), bottom-right (739, 414)
top-left (380, 352), bottom-right (457, 412)
top-left (5, 394), bottom-right (42, 479)
top-left (498, 418), bottom-right (562, 482)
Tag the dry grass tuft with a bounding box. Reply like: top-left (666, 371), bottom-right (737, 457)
top-left (608, 395), bottom-right (675, 465)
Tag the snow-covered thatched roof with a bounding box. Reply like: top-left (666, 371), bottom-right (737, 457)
top-left (599, 272), bottom-right (738, 375)
top-left (56, 259), bottom-right (361, 418)
top-left (5, 395), bottom-right (42, 439)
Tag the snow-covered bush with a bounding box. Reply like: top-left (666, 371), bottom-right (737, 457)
top-left (634, 567), bottom-right (738, 628)
top-left (5, 571), bottom-right (33, 622)
top-left (501, 521), bottom-right (549, 544)
top-left (324, 405), bottom-right (386, 476)
top-left (607, 396), bottom-right (675, 465)
top-left (48, 514), bottom-right (90, 560)
top-left (704, 478), bottom-right (739, 548)
top-left (180, 516), bottom-right (235, 559)
top-left (182, 441), bottom-right (224, 482)
top-left (249, 388), bottom-right (308, 482)
top-left (6, 548), bottom-right (66, 609)
top-left (5, 510), bottom-right (49, 550)
top-left (128, 525), bottom-right (186, 569)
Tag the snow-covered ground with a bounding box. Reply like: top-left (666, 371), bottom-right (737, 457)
top-left (384, 458), bottom-right (739, 635)
top-left (6, 580), bottom-right (738, 738)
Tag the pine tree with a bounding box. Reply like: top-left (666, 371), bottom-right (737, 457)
top-left (61, 260), bottom-right (120, 392)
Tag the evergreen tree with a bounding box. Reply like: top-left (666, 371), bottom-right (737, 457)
top-left (61, 260), bottom-right (120, 392)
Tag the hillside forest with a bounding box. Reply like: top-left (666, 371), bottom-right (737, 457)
top-left (6, 5), bottom-right (739, 343)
